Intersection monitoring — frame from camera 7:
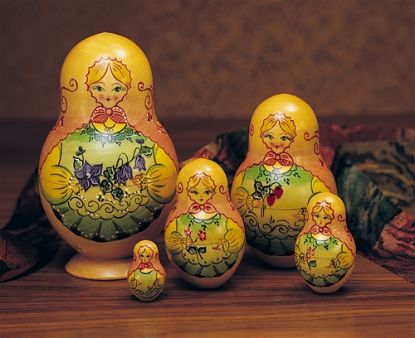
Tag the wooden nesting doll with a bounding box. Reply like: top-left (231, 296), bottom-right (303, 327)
top-left (165, 159), bottom-right (245, 288)
top-left (231, 94), bottom-right (336, 268)
top-left (128, 240), bottom-right (166, 301)
top-left (295, 192), bottom-right (356, 293)
top-left (38, 33), bottom-right (178, 279)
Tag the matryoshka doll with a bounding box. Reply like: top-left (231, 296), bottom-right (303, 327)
top-left (128, 240), bottom-right (166, 301)
top-left (38, 33), bottom-right (178, 279)
top-left (165, 159), bottom-right (245, 288)
top-left (295, 192), bottom-right (356, 293)
top-left (231, 94), bottom-right (336, 267)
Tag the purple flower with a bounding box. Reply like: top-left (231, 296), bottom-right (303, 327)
top-left (134, 155), bottom-right (146, 171)
top-left (114, 164), bottom-right (133, 185)
top-left (74, 161), bottom-right (102, 191)
top-left (136, 138), bottom-right (144, 144)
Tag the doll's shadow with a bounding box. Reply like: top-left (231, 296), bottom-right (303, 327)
top-left (298, 282), bottom-right (352, 296)
top-left (127, 291), bottom-right (169, 302)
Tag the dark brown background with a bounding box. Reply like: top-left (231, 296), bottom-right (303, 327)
top-left (0, 0), bottom-right (414, 123)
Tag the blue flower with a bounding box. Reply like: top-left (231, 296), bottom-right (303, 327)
top-left (136, 138), bottom-right (145, 144)
top-left (114, 164), bottom-right (133, 185)
top-left (74, 161), bottom-right (102, 191)
top-left (134, 155), bottom-right (146, 171)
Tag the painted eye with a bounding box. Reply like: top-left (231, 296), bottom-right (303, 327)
top-left (264, 133), bottom-right (273, 140)
top-left (281, 135), bottom-right (291, 141)
top-left (93, 85), bottom-right (104, 92)
top-left (113, 86), bottom-right (125, 93)
top-left (191, 190), bottom-right (198, 195)
top-left (204, 190), bottom-right (212, 195)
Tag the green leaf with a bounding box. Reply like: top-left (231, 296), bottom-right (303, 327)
top-left (141, 146), bottom-right (153, 156)
top-left (100, 179), bottom-right (113, 193)
top-left (111, 187), bottom-right (124, 201)
top-left (103, 167), bottom-right (115, 180)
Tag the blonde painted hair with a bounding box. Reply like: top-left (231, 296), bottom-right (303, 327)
top-left (311, 201), bottom-right (335, 222)
top-left (138, 245), bottom-right (154, 257)
top-left (261, 112), bottom-right (296, 139)
top-left (187, 173), bottom-right (216, 193)
top-left (86, 57), bottom-right (132, 88)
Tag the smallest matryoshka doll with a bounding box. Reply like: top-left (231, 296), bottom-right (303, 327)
top-left (295, 192), bottom-right (356, 293)
top-left (128, 240), bottom-right (166, 301)
top-left (165, 159), bottom-right (246, 288)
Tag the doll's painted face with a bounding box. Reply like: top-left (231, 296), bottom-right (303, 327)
top-left (138, 246), bottom-right (153, 263)
top-left (312, 210), bottom-right (332, 227)
top-left (89, 70), bottom-right (128, 108)
top-left (261, 124), bottom-right (294, 153)
top-left (311, 202), bottom-right (334, 227)
top-left (260, 113), bottom-right (296, 153)
top-left (188, 181), bottom-right (215, 205)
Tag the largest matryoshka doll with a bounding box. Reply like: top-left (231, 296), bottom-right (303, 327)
top-left (231, 94), bottom-right (336, 267)
top-left (39, 33), bottom-right (178, 279)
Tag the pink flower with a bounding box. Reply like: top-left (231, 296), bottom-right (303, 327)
top-left (198, 230), bottom-right (207, 241)
top-left (306, 247), bottom-right (315, 258)
top-left (184, 227), bottom-right (192, 237)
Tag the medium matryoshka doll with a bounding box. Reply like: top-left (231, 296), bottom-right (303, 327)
top-left (38, 33), bottom-right (178, 280)
top-left (128, 240), bottom-right (166, 301)
top-left (231, 94), bottom-right (336, 268)
top-left (165, 159), bottom-right (245, 288)
top-left (295, 192), bottom-right (356, 293)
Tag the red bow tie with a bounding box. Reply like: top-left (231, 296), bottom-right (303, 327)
top-left (139, 262), bottom-right (153, 270)
top-left (90, 106), bottom-right (127, 124)
top-left (311, 225), bottom-right (331, 236)
top-left (189, 203), bottom-right (216, 214)
top-left (263, 151), bottom-right (294, 166)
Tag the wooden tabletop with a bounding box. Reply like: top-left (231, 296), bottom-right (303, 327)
top-left (1, 118), bottom-right (415, 338)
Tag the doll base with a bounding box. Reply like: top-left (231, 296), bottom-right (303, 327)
top-left (307, 264), bottom-right (355, 294)
top-left (65, 254), bottom-right (130, 280)
top-left (250, 246), bottom-right (295, 268)
top-left (130, 289), bottom-right (163, 302)
top-left (166, 247), bottom-right (244, 289)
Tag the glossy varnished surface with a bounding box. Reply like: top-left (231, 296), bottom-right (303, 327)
top-left (1, 119), bottom-right (414, 338)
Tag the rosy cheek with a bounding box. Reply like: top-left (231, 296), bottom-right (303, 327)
top-left (113, 95), bottom-right (119, 101)
top-left (98, 94), bottom-right (105, 100)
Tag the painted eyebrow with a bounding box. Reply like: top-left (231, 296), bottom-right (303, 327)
top-left (112, 82), bottom-right (123, 86)
top-left (92, 82), bottom-right (105, 86)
